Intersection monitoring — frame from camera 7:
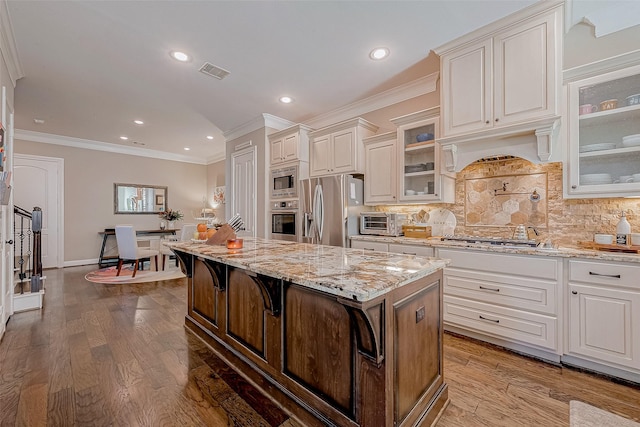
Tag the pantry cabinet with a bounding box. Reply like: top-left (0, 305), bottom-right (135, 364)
top-left (269, 124), bottom-right (312, 166)
top-left (436, 2), bottom-right (561, 138)
top-left (363, 132), bottom-right (397, 204)
top-left (566, 259), bottom-right (640, 374)
top-left (565, 63), bottom-right (640, 198)
top-left (390, 108), bottom-right (455, 204)
top-left (309, 118), bottom-right (378, 177)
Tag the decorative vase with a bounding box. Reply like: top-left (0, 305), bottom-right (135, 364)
top-left (159, 220), bottom-right (167, 230)
top-left (168, 221), bottom-right (175, 229)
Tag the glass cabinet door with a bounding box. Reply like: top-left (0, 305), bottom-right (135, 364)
top-left (567, 64), bottom-right (640, 197)
top-left (398, 118), bottom-right (439, 202)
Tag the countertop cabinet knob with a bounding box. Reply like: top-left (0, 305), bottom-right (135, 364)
top-left (5, 239), bottom-right (13, 245)
top-left (495, 118), bottom-right (499, 122)
top-left (572, 290), bottom-right (578, 295)
top-left (571, 185), bottom-right (577, 189)
top-left (485, 120), bottom-right (490, 124)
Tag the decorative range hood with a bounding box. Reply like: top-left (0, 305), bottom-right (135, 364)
top-left (439, 116), bottom-right (561, 173)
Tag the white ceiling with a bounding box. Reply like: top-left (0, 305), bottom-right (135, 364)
top-left (7, 0), bottom-right (538, 164)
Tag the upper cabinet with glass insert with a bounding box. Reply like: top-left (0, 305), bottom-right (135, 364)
top-left (566, 63), bottom-right (640, 198)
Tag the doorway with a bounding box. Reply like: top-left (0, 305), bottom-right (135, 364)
top-left (13, 154), bottom-right (64, 269)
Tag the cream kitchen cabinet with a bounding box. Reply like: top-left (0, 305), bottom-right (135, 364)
top-left (565, 259), bottom-right (640, 379)
top-left (309, 118), bottom-right (378, 177)
top-left (391, 108), bottom-right (455, 204)
top-left (565, 63), bottom-right (640, 198)
top-left (350, 239), bottom-right (388, 252)
top-left (438, 248), bottom-right (562, 361)
top-left (363, 132), bottom-right (397, 204)
top-left (269, 124), bottom-right (312, 166)
top-left (388, 243), bottom-right (434, 257)
top-left (436, 2), bottom-right (561, 137)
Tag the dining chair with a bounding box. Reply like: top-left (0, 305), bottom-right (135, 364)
top-left (114, 225), bottom-right (160, 277)
top-left (160, 223), bottom-right (197, 270)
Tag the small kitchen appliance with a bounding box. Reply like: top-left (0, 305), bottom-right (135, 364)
top-left (360, 212), bottom-right (408, 236)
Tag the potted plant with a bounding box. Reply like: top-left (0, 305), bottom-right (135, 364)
top-left (158, 209), bottom-right (184, 229)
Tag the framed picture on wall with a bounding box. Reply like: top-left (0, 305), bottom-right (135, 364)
top-left (155, 194), bottom-right (164, 205)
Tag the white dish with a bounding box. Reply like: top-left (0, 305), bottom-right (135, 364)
top-left (416, 191), bottom-right (425, 195)
top-left (425, 208), bottom-right (456, 237)
top-left (580, 173), bottom-right (612, 185)
top-left (594, 234), bottom-right (614, 245)
top-left (190, 238), bottom-right (208, 243)
top-left (579, 143), bottom-right (617, 153)
top-left (622, 134), bottom-right (640, 147)
top-left (405, 190), bottom-right (416, 196)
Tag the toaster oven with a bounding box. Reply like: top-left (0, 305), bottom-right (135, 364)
top-left (359, 212), bottom-right (408, 236)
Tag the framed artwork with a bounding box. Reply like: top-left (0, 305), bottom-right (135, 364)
top-left (155, 194), bottom-right (164, 205)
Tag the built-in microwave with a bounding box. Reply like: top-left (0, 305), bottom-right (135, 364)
top-left (271, 165), bottom-right (298, 199)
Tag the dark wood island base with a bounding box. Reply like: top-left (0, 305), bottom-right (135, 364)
top-left (173, 245), bottom-right (449, 427)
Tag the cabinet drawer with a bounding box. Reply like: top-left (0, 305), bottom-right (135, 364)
top-left (444, 296), bottom-right (557, 351)
top-left (569, 260), bottom-right (640, 290)
top-left (350, 240), bottom-right (388, 252)
top-left (388, 243), bottom-right (434, 257)
top-left (444, 269), bottom-right (556, 315)
top-left (437, 248), bottom-right (559, 280)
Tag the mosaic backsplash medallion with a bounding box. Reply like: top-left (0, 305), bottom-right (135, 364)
top-left (464, 172), bottom-right (548, 228)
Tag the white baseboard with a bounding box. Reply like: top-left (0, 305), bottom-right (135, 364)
top-left (64, 258), bottom-right (99, 267)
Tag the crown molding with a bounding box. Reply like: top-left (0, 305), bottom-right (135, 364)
top-left (15, 129), bottom-right (210, 165)
top-left (563, 49), bottom-right (640, 82)
top-left (223, 113), bottom-right (296, 142)
top-left (0, 1), bottom-right (25, 86)
top-left (304, 72), bottom-right (439, 130)
top-left (205, 151), bottom-right (226, 165)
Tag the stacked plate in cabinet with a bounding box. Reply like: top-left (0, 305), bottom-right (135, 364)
top-left (579, 142), bottom-right (617, 153)
top-left (622, 134), bottom-right (640, 147)
top-left (580, 173), bottom-right (613, 185)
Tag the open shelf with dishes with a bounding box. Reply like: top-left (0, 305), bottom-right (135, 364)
top-left (566, 63), bottom-right (640, 197)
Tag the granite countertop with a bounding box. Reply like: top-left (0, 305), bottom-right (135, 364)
top-left (166, 238), bottom-right (448, 302)
top-left (350, 235), bottom-right (640, 264)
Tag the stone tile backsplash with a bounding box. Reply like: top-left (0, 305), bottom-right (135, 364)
top-left (376, 158), bottom-right (640, 248)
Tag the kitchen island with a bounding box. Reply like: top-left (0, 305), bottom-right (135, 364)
top-left (167, 238), bottom-right (449, 427)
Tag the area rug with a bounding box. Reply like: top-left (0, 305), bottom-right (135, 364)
top-left (570, 400), bottom-right (640, 427)
top-left (85, 265), bottom-right (186, 284)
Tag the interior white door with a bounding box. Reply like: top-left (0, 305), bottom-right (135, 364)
top-left (1, 89), bottom-right (13, 335)
top-left (230, 147), bottom-right (256, 237)
top-left (13, 154), bottom-right (63, 269)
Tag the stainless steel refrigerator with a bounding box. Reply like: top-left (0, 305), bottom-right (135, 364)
top-left (300, 174), bottom-right (365, 247)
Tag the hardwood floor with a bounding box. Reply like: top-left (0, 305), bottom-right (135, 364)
top-left (1, 265), bottom-right (639, 426)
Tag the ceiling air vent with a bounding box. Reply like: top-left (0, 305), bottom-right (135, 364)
top-left (199, 62), bottom-right (230, 80)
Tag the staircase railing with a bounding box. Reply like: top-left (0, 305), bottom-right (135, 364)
top-left (13, 206), bottom-right (43, 293)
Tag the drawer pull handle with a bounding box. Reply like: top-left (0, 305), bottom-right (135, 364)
top-left (588, 271), bottom-right (621, 279)
top-left (572, 290), bottom-right (578, 295)
top-left (479, 315), bottom-right (499, 323)
top-left (479, 286), bottom-right (500, 292)
top-left (403, 252), bottom-right (417, 255)
top-left (364, 248), bottom-right (375, 251)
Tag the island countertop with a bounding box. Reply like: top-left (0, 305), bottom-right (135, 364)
top-left (167, 237), bottom-right (448, 302)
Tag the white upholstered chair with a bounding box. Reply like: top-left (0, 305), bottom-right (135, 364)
top-left (114, 225), bottom-right (159, 277)
top-left (160, 223), bottom-right (197, 270)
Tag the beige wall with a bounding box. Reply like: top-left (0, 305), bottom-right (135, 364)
top-left (564, 23), bottom-right (640, 70)
top-left (14, 140), bottom-right (207, 264)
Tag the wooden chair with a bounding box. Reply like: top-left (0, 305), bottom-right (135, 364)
top-left (114, 225), bottom-right (159, 277)
top-left (161, 223), bottom-right (197, 270)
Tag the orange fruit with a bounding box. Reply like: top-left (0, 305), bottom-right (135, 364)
top-left (206, 228), bottom-right (217, 238)
top-left (198, 231), bottom-right (208, 240)
top-left (197, 223), bottom-right (207, 232)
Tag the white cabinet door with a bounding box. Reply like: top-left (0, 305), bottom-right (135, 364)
top-left (350, 240), bottom-right (388, 252)
top-left (494, 12), bottom-right (556, 126)
top-left (310, 134), bottom-right (331, 176)
top-left (364, 135), bottom-right (396, 204)
top-left (568, 283), bottom-right (640, 369)
top-left (441, 39), bottom-right (492, 136)
top-left (270, 137), bottom-right (284, 165)
top-left (331, 128), bottom-right (356, 174)
top-left (282, 133), bottom-right (299, 162)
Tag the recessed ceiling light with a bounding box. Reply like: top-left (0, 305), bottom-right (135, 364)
top-left (279, 96), bottom-right (293, 104)
top-left (206, 135), bottom-right (214, 140)
top-left (170, 50), bottom-right (190, 62)
top-left (369, 47), bottom-right (390, 60)
top-left (184, 147), bottom-right (191, 151)
top-left (133, 120), bottom-right (144, 125)
top-left (120, 136), bottom-right (129, 140)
